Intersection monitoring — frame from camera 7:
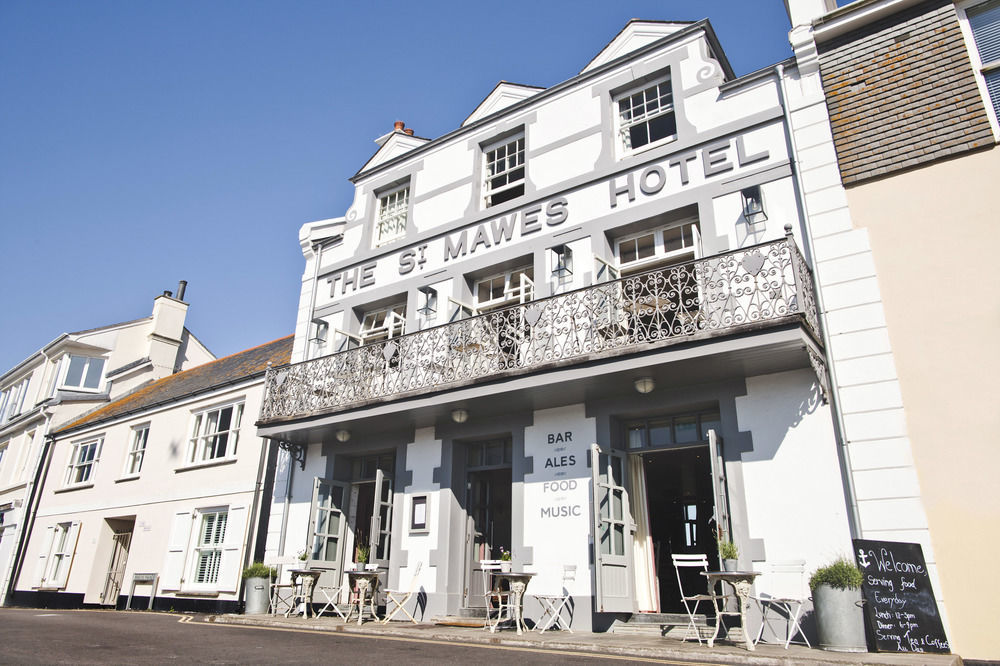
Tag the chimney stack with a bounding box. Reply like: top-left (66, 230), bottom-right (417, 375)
top-left (149, 282), bottom-right (191, 377)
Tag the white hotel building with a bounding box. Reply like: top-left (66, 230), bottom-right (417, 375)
top-left (256, 16), bottom-right (935, 636)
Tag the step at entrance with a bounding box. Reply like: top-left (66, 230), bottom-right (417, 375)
top-left (610, 612), bottom-right (709, 638)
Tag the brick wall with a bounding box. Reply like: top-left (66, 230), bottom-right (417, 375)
top-left (818, 0), bottom-right (994, 184)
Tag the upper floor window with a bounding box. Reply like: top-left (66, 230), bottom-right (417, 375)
top-left (125, 425), bottom-right (149, 476)
top-left (475, 266), bottom-right (534, 312)
top-left (483, 133), bottom-right (525, 207)
top-left (615, 222), bottom-right (700, 275)
top-left (375, 185), bottom-right (409, 246)
top-left (188, 403), bottom-right (243, 464)
top-left (0, 377), bottom-right (30, 423)
top-left (0, 441), bottom-right (7, 473)
top-left (616, 77), bottom-right (676, 154)
top-left (964, 0), bottom-right (1000, 128)
top-left (360, 304), bottom-right (406, 344)
top-left (61, 355), bottom-right (106, 391)
top-left (65, 437), bottom-right (102, 486)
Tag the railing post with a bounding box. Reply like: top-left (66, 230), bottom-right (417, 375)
top-left (784, 224), bottom-right (802, 317)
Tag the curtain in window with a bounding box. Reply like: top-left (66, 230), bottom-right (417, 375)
top-left (628, 455), bottom-right (659, 612)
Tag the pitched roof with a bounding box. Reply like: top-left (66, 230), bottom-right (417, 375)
top-left (56, 335), bottom-right (293, 435)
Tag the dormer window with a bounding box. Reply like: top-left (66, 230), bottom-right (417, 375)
top-left (483, 133), bottom-right (525, 207)
top-left (616, 76), bottom-right (676, 154)
top-left (61, 355), bottom-right (105, 391)
top-left (375, 185), bottom-right (409, 247)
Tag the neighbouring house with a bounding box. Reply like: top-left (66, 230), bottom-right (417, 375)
top-left (254, 18), bottom-right (857, 637)
top-left (785, 0), bottom-right (1000, 658)
top-left (9, 335), bottom-right (292, 612)
top-left (0, 283), bottom-right (213, 605)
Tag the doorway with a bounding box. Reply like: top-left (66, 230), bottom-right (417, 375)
top-left (641, 446), bottom-right (717, 613)
top-left (100, 518), bottom-right (135, 607)
top-left (463, 438), bottom-right (512, 608)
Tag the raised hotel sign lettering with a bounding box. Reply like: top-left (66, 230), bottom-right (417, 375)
top-left (323, 131), bottom-right (773, 300)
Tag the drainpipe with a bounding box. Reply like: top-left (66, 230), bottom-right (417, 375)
top-left (775, 63), bottom-right (862, 537)
top-left (3, 410), bottom-right (54, 604)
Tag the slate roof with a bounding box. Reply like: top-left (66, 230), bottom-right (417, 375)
top-left (56, 335), bottom-right (293, 435)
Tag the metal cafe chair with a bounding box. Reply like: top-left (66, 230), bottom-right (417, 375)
top-left (534, 564), bottom-right (576, 633)
top-left (671, 553), bottom-right (727, 645)
top-left (752, 560), bottom-right (811, 649)
top-left (382, 561), bottom-right (424, 624)
top-left (481, 560), bottom-right (512, 632)
top-left (268, 566), bottom-right (297, 617)
top-left (316, 579), bottom-right (350, 621)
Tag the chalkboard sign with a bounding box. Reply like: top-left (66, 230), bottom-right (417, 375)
top-left (852, 539), bottom-right (949, 654)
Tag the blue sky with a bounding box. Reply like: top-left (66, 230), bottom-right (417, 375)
top-left (0, 1), bottom-right (800, 371)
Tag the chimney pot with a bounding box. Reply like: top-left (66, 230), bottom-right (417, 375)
top-left (177, 280), bottom-right (187, 301)
top-left (404, 128), bottom-right (414, 136)
top-left (163, 290), bottom-right (172, 297)
top-left (393, 120), bottom-right (405, 132)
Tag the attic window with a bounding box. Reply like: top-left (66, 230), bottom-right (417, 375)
top-left (483, 133), bottom-right (525, 207)
top-left (375, 185), bottom-right (409, 247)
top-left (616, 76), bottom-right (676, 154)
top-left (61, 355), bottom-right (106, 391)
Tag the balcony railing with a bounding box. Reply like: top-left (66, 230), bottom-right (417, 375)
top-left (260, 234), bottom-right (821, 423)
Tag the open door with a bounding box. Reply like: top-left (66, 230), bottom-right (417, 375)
top-left (309, 477), bottom-right (351, 587)
top-left (707, 430), bottom-right (731, 544)
top-left (591, 443), bottom-right (635, 613)
top-left (368, 469), bottom-right (393, 568)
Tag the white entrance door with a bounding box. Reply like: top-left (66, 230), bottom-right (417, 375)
top-left (707, 430), bottom-right (732, 544)
top-left (309, 478), bottom-right (351, 587)
top-left (367, 469), bottom-right (393, 568)
top-left (591, 443), bottom-right (635, 613)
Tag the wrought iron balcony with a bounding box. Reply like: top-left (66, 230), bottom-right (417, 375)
top-left (260, 233), bottom-right (821, 424)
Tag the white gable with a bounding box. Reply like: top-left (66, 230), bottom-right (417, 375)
top-left (462, 82), bottom-right (544, 127)
top-left (361, 131), bottom-right (431, 172)
top-left (582, 20), bottom-right (689, 73)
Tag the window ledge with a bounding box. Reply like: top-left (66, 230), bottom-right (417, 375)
top-left (34, 586), bottom-right (65, 591)
top-left (114, 475), bottom-right (140, 484)
top-left (174, 457), bottom-right (238, 473)
top-left (175, 589), bottom-right (221, 598)
top-left (54, 483), bottom-right (94, 494)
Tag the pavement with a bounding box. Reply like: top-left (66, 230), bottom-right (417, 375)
top-left (207, 613), bottom-right (964, 665)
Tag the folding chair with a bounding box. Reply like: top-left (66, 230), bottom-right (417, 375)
top-left (382, 562), bottom-right (423, 624)
top-left (671, 553), bottom-right (726, 645)
top-left (268, 566), bottom-right (297, 617)
top-left (481, 560), bottom-right (512, 632)
top-left (534, 565), bottom-right (576, 633)
top-left (752, 560), bottom-right (811, 649)
top-left (316, 579), bottom-right (350, 620)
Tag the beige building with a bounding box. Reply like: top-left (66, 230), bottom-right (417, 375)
top-left (787, 0), bottom-right (1000, 659)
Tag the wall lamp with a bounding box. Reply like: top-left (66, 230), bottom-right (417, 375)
top-left (740, 185), bottom-right (768, 226)
top-left (634, 377), bottom-right (656, 394)
top-left (451, 408), bottom-right (469, 423)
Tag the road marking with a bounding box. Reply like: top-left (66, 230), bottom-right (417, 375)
top-left (177, 615), bottom-right (192, 623)
top-left (181, 618), bottom-right (713, 665)
top-left (34, 613), bottom-right (60, 617)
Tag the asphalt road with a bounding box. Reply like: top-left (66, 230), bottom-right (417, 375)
top-left (0, 608), bottom-right (666, 664)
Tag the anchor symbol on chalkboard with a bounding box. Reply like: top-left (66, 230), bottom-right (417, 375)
top-left (857, 548), bottom-right (870, 568)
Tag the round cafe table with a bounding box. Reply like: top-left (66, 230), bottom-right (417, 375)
top-left (344, 569), bottom-right (381, 625)
top-left (700, 570), bottom-right (761, 651)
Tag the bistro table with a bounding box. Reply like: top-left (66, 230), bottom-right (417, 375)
top-left (701, 570), bottom-right (761, 651)
top-left (488, 571), bottom-right (535, 635)
top-left (344, 569), bottom-right (381, 625)
top-left (288, 569), bottom-right (322, 618)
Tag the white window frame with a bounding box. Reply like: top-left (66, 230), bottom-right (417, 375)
top-left (65, 437), bottom-right (102, 486)
top-left (615, 221), bottom-right (701, 275)
top-left (374, 184), bottom-right (409, 247)
top-left (187, 402), bottom-right (243, 464)
top-left (0, 376), bottom-right (30, 423)
top-left (614, 76), bottom-right (677, 156)
top-left (189, 509), bottom-right (228, 587)
top-left (0, 441), bottom-right (7, 477)
top-left (123, 424), bottom-right (150, 477)
top-left (483, 133), bottom-right (526, 208)
top-left (58, 354), bottom-right (106, 392)
top-left (37, 521), bottom-right (81, 589)
top-left (957, 0), bottom-right (1000, 140)
top-left (360, 304), bottom-right (406, 344)
top-left (474, 265), bottom-right (534, 313)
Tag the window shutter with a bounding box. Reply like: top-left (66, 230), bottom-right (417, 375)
top-left (34, 526), bottom-right (55, 587)
top-left (161, 511), bottom-right (192, 589)
top-left (217, 506), bottom-right (247, 592)
top-left (51, 521), bottom-right (81, 588)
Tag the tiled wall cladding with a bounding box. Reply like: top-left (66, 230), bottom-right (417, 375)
top-left (818, 0), bottom-right (994, 184)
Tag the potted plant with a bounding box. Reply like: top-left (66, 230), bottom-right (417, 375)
top-left (242, 562), bottom-right (277, 615)
top-left (500, 548), bottom-right (512, 572)
top-left (717, 539), bottom-right (739, 571)
top-left (356, 544), bottom-right (370, 566)
top-left (809, 557), bottom-right (866, 652)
